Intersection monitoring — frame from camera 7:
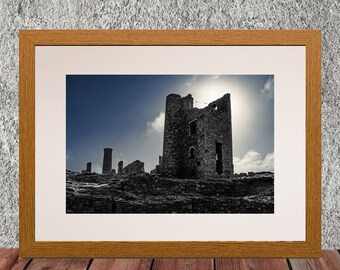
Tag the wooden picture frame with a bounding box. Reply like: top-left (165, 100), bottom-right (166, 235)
top-left (19, 30), bottom-right (321, 258)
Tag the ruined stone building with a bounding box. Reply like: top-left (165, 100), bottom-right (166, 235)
top-left (116, 160), bottom-right (145, 175)
top-left (161, 93), bottom-right (233, 179)
top-left (86, 162), bottom-right (92, 173)
top-left (122, 160), bottom-right (144, 175)
top-left (102, 148), bottom-right (112, 174)
top-left (118, 161), bottom-right (123, 174)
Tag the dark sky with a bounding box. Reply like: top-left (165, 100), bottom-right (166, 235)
top-left (66, 75), bottom-right (274, 173)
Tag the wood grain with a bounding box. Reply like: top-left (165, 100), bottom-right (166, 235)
top-left (2, 249), bottom-right (340, 269)
top-left (215, 258), bottom-right (289, 270)
top-left (319, 250), bottom-right (340, 269)
top-left (19, 30), bottom-right (322, 258)
top-left (290, 257), bottom-right (325, 269)
top-left (289, 250), bottom-right (340, 270)
top-left (25, 258), bottom-right (91, 270)
top-left (19, 29), bottom-right (35, 257)
top-left (152, 258), bottom-right (213, 270)
top-left (89, 258), bottom-right (152, 270)
top-left (305, 30), bottom-right (322, 258)
top-left (0, 249), bottom-right (19, 270)
top-left (10, 258), bottom-right (32, 270)
top-left (20, 30), bottom-right (318, 46)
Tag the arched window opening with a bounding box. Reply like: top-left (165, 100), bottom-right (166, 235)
top-left (189, 147), bottom-right (196, 159)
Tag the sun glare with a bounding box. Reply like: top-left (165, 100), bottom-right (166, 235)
top-left (181, 79), bottom-right (251, 138)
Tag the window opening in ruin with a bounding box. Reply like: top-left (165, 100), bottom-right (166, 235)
top-left (216, 142), bottom-right (223, 174)
top-left (189, 147), bottom-right (195, 159)
top-left (189, 120), bottom-right (197, 135)
top-left (212, 104), bottom-right (218, 110)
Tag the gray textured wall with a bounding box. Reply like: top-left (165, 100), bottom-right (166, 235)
top-left (0, 0), bottom-right (339, 248)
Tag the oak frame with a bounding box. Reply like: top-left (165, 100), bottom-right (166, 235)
top-left (19, 30), bottom-right (321, 258)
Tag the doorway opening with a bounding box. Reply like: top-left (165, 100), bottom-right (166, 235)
top-left (216, 142), bottom-right (223, 175)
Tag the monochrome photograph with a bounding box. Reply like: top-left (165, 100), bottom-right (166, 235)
top-left (66, 75), bottom-right (274, 214)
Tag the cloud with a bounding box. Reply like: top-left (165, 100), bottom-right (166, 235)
top-left (233, 150), bottom-right (274, 173)
top-left (185, 75), bottom-right (198, 86)
top-left (185, 74), bottom-right (220, 87)
top-left (261, 76), bottom-right (274, 100)
top-left (92, 164), bottom-right (102, 173)
top-left (147, 111), bottom-right (165, 133)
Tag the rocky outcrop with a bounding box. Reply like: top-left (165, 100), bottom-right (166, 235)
top-left (66, 173), bottom-right (274, 214)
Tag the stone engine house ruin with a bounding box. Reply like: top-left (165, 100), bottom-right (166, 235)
top-left (161, 93), bottom-right (234, 179)
top-left (122, 160), bottom-right (145, 175)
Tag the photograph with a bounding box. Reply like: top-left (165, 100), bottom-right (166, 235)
top-left (18, 29), bottom-right (321, 258)
top-left (66, 74), bottom-right (274, 214)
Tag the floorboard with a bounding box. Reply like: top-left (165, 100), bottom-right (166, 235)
top-left (215, 258), bottom-right (290, 270)
top-left (89, 258), bottom-right (152, 270)
top-left (2, 249), bottom-right (340, 270)
top-left (10, 258), bottom-right (32, 270)
top-left (152, 258), bottom-right (214, 270)
top-left (25, 258), bottom-right (91, 270)
top-left (0, 249), bottom-right (19, 270)
top-left (319, 250), bottom-right (340, 269)
top-left (289, 250), bottom-right (340, 270)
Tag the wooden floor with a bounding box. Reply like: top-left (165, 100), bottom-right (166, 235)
top-left (1, 249), bottom-right (340, 270)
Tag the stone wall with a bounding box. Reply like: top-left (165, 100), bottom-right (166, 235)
top-left (161, 94), bottom-right (185, 177)
top-left (66, 173), bottom-right (273, 214)
top-left (202, 94), bottom-right (233, 178)
top-left (122, 160), bottom-right (144, 175)
top-left (161, 93), bottom-right (233, 179)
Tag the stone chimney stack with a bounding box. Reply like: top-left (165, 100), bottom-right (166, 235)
top-left (118, 161), bottom-right (123, 174)
top-left (86, 162), bottom-right (92, 173)
top-left (102, 148), bottom-right (113, 174)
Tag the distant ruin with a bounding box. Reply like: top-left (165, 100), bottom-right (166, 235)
top-left (86, 162), bottom-right (92, 173)
top-left (159, 93), bottom-right (233, 179)
top-left (123, 160), bottom-right (144, 175)
top-left (102, 148), bottom-right (112, 174)
top-left (118, 161), bottom-right (123, 175)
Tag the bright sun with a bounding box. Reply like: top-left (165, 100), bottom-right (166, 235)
top-left (181, 80), bottom-right (251, 137)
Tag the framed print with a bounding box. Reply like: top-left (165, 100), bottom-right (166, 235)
top-left (19, 30), bottom-right (321, 257)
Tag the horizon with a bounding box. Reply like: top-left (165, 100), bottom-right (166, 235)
top-left (66, 75), bottom-right (274, 174)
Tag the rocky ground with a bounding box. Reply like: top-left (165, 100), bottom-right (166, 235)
top-left (66, 173), bottom-right (274, 214)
